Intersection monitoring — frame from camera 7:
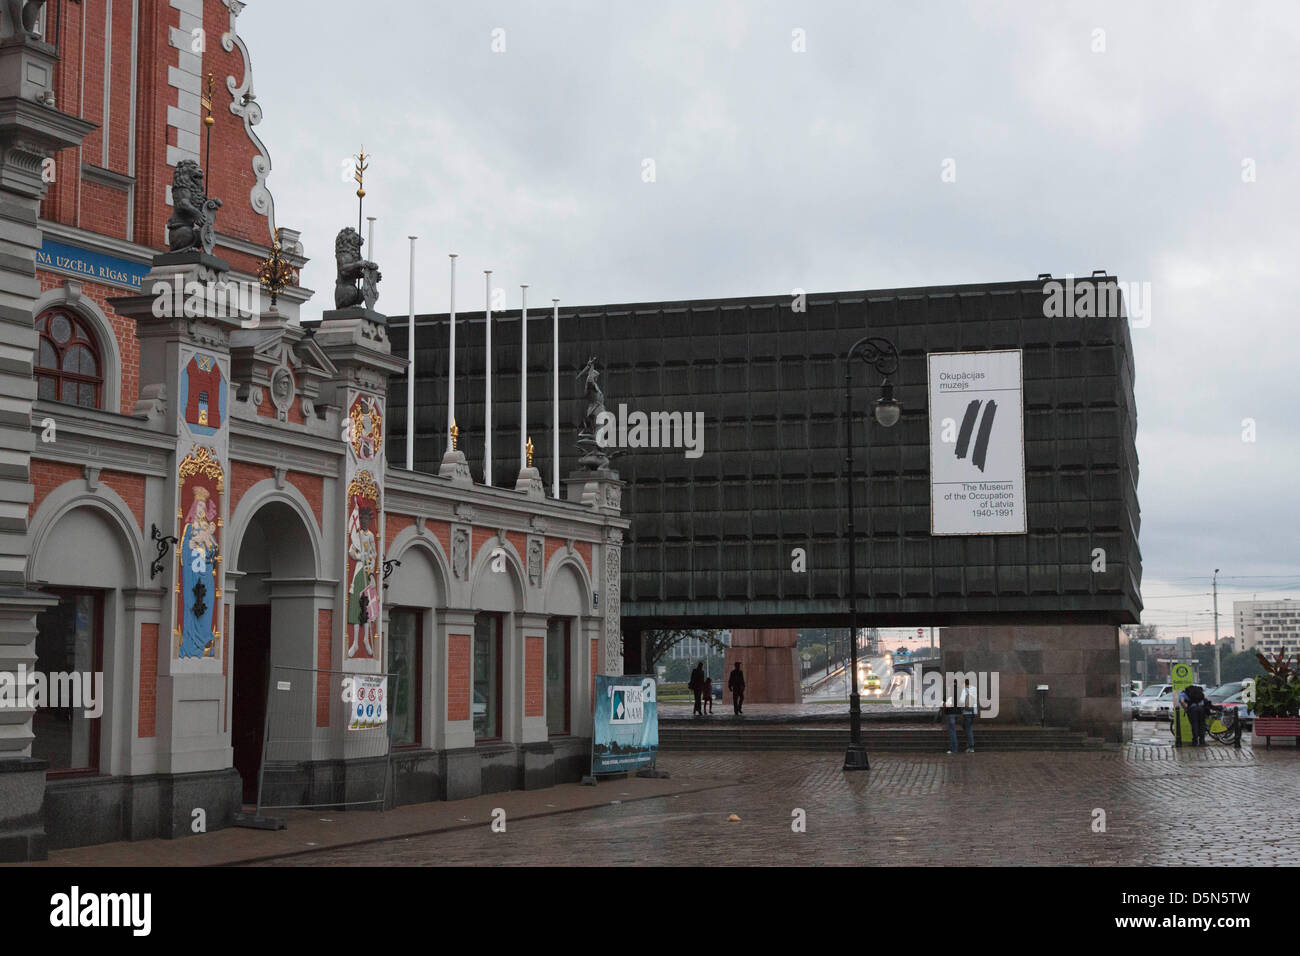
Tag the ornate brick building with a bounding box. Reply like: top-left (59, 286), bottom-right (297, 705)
top-left (1, 0), bottom-right (626, 861)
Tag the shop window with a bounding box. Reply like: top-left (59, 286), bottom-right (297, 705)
top-left (34, 308), bottom-right (103, 409)
top-left (388, 609), bottom-right (422, 747)
top-left (473, 613), bottom-right (502, 740)
top-left (546, 618), bottom-right (571, 736)
top-left (33, 590), bottom-right (104, 775)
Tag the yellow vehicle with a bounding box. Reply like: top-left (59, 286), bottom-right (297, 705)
top-left (861, 672), bottom-right (883, 696)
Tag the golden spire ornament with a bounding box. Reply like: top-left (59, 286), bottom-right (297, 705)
top-left (201, 72), bottom-right (216, 198)
top-left (526, 436), bottom-right (535, 468)
top-left (353, 145), bottom-right (369, 236)
top-left (257, 228), bottom-right (296, 309)
top-left (450, 419), bottom-right (459, 452)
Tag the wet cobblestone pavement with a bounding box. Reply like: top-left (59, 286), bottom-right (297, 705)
top-left (252, 745), bottom-right (1300, 867)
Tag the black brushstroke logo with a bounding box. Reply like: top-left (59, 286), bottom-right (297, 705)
top-left (955, 399), bottom-right (997, 472)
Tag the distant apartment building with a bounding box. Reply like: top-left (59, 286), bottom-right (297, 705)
top-left (666, 631), bottom-right (732, 660)
top-left (1234, 600), bottom-right (1300, 655)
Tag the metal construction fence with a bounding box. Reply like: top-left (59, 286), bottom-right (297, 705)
top-left (254, 664), bottom-right (396, 814)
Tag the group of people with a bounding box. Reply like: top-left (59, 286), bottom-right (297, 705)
top-left (688, 661), bottom-right (746, 716)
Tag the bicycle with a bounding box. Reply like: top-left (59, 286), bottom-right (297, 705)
top-left (1168, 702), bottom-right (1242, 745)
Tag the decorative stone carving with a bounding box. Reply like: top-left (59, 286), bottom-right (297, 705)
top-left (604, 485), bottom-right (621, 510)
top-left (604, 541), bottom-right (622, 674)
top-left (83, 465), bottom-right (100, 492)
top-left (270, 366), bottom-right (293, 421)
top-left (530, 515), bottom-right (548, 532)
top-left (454, 503), bottom-right (477, 524)
top-left (334, 227), bottom-right (381, 310)
top-left (527, 538), bottom-right (543, 587)
top-left (167, 160), bottom-right (222, 255)
top-left (452, 527), bottom-right (469, 580)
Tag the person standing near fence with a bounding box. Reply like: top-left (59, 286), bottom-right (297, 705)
top-left (703, 673), bottom-right (714, 714)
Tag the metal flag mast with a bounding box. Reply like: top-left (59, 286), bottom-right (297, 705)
top-left (406, 235), bottom-right (417, 470)
top-left (484, 270), bottom-right (493, 485)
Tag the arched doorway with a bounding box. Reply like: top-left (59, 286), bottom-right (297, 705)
top-left (230, 498), bottom-right (319, 803)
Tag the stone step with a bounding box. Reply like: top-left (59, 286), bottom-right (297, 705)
top-left (658, 727), bottom-right (1106, 752)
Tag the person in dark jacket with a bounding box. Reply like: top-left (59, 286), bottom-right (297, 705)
top-left (727, 661), bottom-right (746, 715)
top-left (703, 674), bottom-right (714, 714)
top-left (1179, 684), bottom-right (1209, 745)
top-left (688, 662), bottom-right (706, 716)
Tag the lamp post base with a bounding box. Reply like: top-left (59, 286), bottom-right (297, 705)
top-left (843, 744), bottom-right (870, 772)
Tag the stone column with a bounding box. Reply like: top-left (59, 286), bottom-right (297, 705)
top-left (939, 625), bottom-right (1125, 743)
top-left (0, 29), bottom-right (95, 861)
top-left (315, 305), bottom-right (405, 682)
top-left (109, 248), bottom-right (245, 780)
top-left (725, 628), bottom-right (803, 704)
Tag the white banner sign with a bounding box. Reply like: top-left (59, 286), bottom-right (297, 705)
top-left (928, 350), bottom-right (1027, 535)
top-left (346, 674), bottom-right (388, 731)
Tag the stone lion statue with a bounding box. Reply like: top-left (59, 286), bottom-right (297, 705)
top-left (5, 0), bottom-right (45, 39)
top-left (167, 160), bottom-right (222, 255)
top-left (334, 227), bottom-right (381, 310)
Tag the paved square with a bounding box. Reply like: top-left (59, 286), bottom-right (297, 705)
top-left (247, 745), bottom-right (1300, 867)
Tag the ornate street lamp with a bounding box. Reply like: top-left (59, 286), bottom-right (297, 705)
top-left (843, 335), bottom-right (900, 771)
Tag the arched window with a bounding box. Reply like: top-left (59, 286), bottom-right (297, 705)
top-left (35, 308), bottom-right (103, 408)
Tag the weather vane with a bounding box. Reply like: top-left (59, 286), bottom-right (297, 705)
top-left (353, 145), bottom-right (369, 236)
top-left (257, 228), bottom-right (296, 309)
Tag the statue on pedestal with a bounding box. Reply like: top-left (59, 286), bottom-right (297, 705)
top-left (166, 160), bottom-right (222, 255)
top-left (5, 0), bottom-right (45, 39)
top-left (333, 226), bottom-right (381, 310)
top-left (576, 355), bottom-right (615, 470)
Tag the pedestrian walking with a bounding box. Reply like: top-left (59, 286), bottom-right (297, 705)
top-left (703, 674), bottom-right (714, 714)
top-left (944, 678), bottom-right (977, 753)
top-left (727, 661), bottom-right (746, 715)
top-left (1179, 683), bottom-right (1209, 745)
top-left (688, 662), bottom-right (706, 717)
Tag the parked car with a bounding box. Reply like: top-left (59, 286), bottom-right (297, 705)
top-left (1130, 683), bottom-right (1172, 719)
top-left (1136, 684), bottom-right (1174, 720)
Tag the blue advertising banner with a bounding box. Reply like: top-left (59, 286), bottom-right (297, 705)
top-left (36, 238), bottom-right (149, 290)
top-left (591, 674), bottom-right (658, 774)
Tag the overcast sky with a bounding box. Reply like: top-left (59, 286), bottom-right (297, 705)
top-left (239, 1), bottom-right (1298, 641)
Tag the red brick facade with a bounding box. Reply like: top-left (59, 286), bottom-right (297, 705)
top-left (28, 458), bottom-right (145, 531)
top-left (448, 633), bottom-right (471, 721)
top-left (316, 610), bottom-right (332, 727)
top-left (138, 623), bottom-right (158, 738)
top-left (525, 635), bottom-right (544, 718)
top-left (229, 461), bottom-right (274, 514)
top-left (42, 0), bottom-right (276, 252)
top-left (28, 459), bottom-right (80, 519)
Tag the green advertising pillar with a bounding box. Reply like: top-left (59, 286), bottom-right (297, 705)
top-left (1170, 661), bottom-right (1194, 746)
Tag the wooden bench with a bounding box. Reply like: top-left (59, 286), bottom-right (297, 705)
top-left (1253, 717), bottom-right (1300, 749)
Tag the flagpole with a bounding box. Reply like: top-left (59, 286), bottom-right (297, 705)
top-left (520, 285), bottom-right (528, 470)
top-left (406, 235), bottom-right (417, 470)
top-left (447, 254), bottom-right (458, 453)
top-left (484, 270), bottom-right (493, 486)
top-left (552, 298), bottom-right (560, 498)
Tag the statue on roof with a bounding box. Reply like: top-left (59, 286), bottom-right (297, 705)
top-left (166, 160), bottom-right (222, 255)
top-left (334, 227), bottom-right (382, 310)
